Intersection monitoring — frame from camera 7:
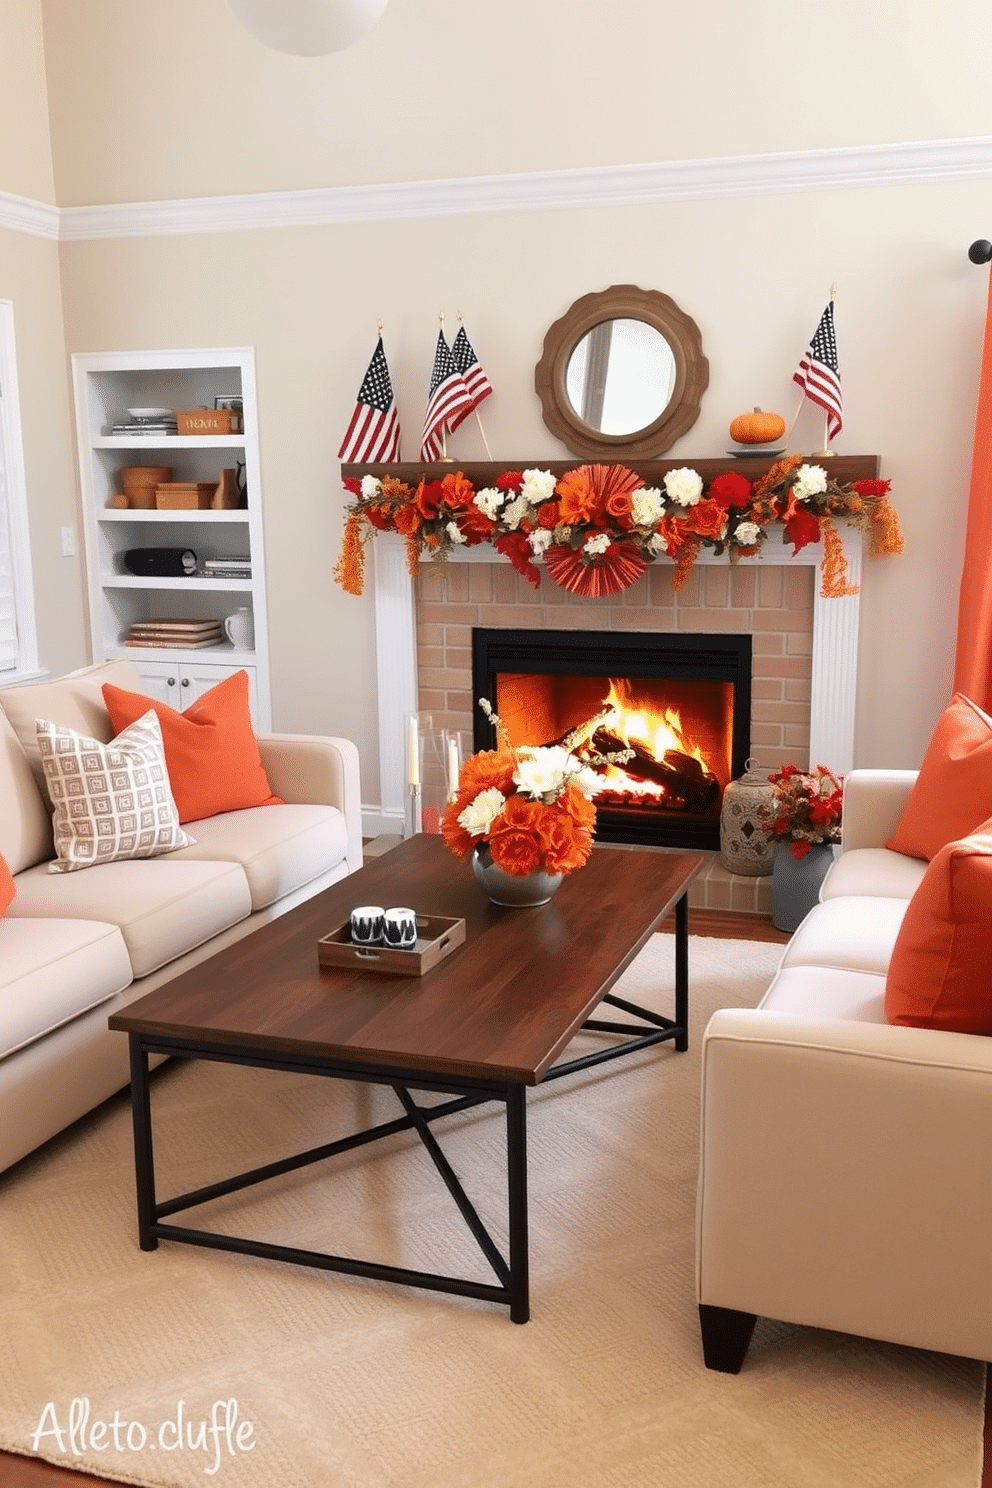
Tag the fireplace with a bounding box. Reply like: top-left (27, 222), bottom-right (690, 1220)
top-left (472, 628), bottom-right (751, 851)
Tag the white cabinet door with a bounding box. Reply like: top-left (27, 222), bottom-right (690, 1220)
top-left (129, 659), bottom-right (259, 724)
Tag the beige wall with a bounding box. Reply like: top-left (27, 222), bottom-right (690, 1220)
top-left (39, 0), bottom-right (992, 201)
top-left (6, 1), bottom-right (992, 806)
top-left (0, 0), bottom-right (54, 201)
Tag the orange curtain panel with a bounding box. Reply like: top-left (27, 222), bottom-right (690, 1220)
top-left (954, 263), bottom-right (992, 711)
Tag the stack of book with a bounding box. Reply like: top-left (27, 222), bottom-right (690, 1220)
top-left (124, 619), bottom-right (223, 650)
top-left (203, 555), bottom-right (252, 579)
top-left (106, 415), bottom-right (179, 436)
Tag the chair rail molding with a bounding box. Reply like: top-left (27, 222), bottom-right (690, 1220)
top-left (3, 137), bottom-right (990, 241)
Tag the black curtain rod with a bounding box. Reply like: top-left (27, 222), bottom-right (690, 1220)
top-left (969, 240), bottom-right (992, 264)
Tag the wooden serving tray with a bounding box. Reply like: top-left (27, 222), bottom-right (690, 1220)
top-left (317, 915), bottom-right (465, 977)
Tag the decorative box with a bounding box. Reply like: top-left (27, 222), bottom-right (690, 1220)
top-left (175, 408), bottom-right (243, 436)
top-left (155, 483), bottom-right (217, 510)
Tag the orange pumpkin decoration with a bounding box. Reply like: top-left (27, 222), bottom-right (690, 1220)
top-left (729, 407), bottom-right (787, 445)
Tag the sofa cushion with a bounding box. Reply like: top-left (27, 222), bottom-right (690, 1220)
top-left (9, 858), bottom-right (252, 979)
top-left (760, 964), bottom-right (888, 1024)
top-left (0, 852), bottom-right (14, 915)
top-left (820, 846), bottom-right (928, 903)
top-left (167, 803), bottom-right (349, 911)
top-left (0, 917), bottom-right (132, 1059)
top-left (37, 711), bottom-right (192, 872)
top-left (0, 710), bottom-right (52, 873)
top-left (887, 694), bottom-right (992, 861)
top-left (102, 670), bottom-right (282, 823)
top-left (780, 895), bottom-right (908, 977)
top-left (885, 828), bottom-right (992, 1034)
top-left (0, 659), bottom-right (144, 798)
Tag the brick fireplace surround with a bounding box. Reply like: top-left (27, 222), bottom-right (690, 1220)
top-left (352, 457), bottom-right (877, 916)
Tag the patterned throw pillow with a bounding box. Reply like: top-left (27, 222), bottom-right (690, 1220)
top-left (37, 710), bottom-right (192, 873)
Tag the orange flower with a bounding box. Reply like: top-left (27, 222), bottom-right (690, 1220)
top-left (538, 812), bottom-right (592, 874)
top-left (604, 490), bottom-right (635, 528)
top-left (441, 470), bottom-right (476, 511)
top-left (392, 500), bottom-right (422, 535)
top-left (461, 750), bottom-right (515, 795)
top-left (488, 794), bottom-right (547, 876)
top-left (560, 779), bottom-right (596, 831)
top-left (556, 467), bottom-right (601, 525)
top-left (684, 498), bottom-right (726, 541)
top-left (536, 501), bottom-right (560, 529)
top-left (456, 503), bottom-right (497, 544)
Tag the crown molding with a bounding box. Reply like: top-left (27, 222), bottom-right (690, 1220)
top-left (5, 137), bottom-right (991, 242)
top-left (0, 191), bottom-right (60, 240)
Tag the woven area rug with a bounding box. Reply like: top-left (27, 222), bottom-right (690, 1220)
top-left (0, 935), bottom-right (983, 1488)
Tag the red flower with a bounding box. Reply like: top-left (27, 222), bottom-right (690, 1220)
top-left (392, 501), bottom-right (422, 535)
top-left (683, 498), bottom-right (727, 541)
top-left (416, 480), bottom-right (445, 519)
top-left (457, 503), bottom-right (497, 544)
top-left (494, 531), bottom-right (541, 589)
top-left (708, 472), bottom-right (752, 510)
top-left (496, 470), bottom-right (524, 493)
top-left (343, 477), bottom-right (362, 496)
top-left (536, 501), bottom-right (560, 529)
top-left (851, 479), bottom-right (892, 498)
top-left (785, 508), bottom-right (821, 555)
top-left (364, 503), bottom-right (394, 531)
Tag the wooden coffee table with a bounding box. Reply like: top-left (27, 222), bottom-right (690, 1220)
top-left (110, 835), bottom-right (702, 1322)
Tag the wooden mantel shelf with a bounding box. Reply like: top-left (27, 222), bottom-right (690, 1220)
top-left (342, 456), bottom-right (881, 484)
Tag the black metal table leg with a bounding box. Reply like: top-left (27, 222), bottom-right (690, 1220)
top-left (674, 892), bottom-right (689, 1051)
top-left (128, 1035), bottom-right (158, 1250)
top-left (505, 1084), bottom-right (529, 1324)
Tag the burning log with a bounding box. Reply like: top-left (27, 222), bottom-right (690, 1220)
top-left (591, 727), bottom-right (719, 811)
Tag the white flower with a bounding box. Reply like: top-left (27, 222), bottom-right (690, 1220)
top-left (734, 521), bottom-right (762, 547)
top-left (632, 486), bottom-right (665, 526)
top-left (792, 464), bottom-right (827, 501)
top-left (663, 467), bottom-right (703, 507)
top-left (457, 787), bottom-right (506, 836)
top-left (501, 496), bottom-right (527, 530)
top-left (446, 521), bottom-right (467, 545)
top-left (473, 486), bottom-right (505, 520)
top-left (513, 746), bottom-right (571, 799)
top-left (583, 532), bottom-right (611, 556)
top-left (529, 528), bottom-right (553, 555)
top-left (647, 532), bottom-right (668, 556)
top-left (360, 475), bottom-right (382, 501)
top-left (520, 468), bottom-right (557, 505)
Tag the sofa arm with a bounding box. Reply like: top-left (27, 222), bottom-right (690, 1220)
top-left (257, 733), bottom-right (363, 875)
top-left (839, 768), bottom-right (917, 851)
top-left (697, 1007), bottom-right (992, 1361)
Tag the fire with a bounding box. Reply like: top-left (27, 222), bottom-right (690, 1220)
top-left (598, 679), bottom-right (706, 771)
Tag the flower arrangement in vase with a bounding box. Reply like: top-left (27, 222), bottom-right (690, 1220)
top-left (441, 701), bottom-right (631, 902)
top-left (763, 763), bottom-right (844, 860)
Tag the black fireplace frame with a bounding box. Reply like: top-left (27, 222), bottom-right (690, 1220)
top-left (471, 628), bottom-right (752, 852)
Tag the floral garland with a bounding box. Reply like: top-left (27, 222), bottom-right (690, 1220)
top-left (334, 456), bottom-right (901, 600)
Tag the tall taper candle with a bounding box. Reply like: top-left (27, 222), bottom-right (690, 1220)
top-left (408, 715), bottom-right (419, 788)
top-left (447, 736), bottom-right (459, 799)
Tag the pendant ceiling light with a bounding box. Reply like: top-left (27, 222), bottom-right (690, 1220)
top-left (225, 0), bottom-right (388, 56)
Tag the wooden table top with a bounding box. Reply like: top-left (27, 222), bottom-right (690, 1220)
top-left (110, 837), bottom-right (702, 1086)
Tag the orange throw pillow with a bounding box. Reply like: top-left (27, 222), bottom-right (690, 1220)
top-left (887, 694), bottom-right (992, 861)
top-left (0, 851), bottom-right (15, 915)
top-left (102, 670), bottom-right (282, 824)
top-left (885, 824), bottom-right (992, 1033)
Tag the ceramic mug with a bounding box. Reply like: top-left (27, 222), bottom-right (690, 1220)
top-left (224, 607), bottom-right (254, 649)
top-left (350, 905), bottom-right (385, 946)
top-left (382, 907), bottom-right (417, 950)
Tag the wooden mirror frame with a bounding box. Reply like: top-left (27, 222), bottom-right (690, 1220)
top-left (534, 285), bottom-right (709, 459)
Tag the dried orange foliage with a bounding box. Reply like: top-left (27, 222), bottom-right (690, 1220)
top-left (331, 512), bottom-right (365, 596)
top-left (819, 515), bottom-right (861, 598)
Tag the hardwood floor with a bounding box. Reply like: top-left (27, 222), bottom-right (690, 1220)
top-left (1, 903), bottom-right (984, 1486)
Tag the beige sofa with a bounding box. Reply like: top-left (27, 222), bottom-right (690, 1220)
top-left (696, 767), bottom-right (992, 1370)
top-left (0, 660), bottom-right (362, 1174)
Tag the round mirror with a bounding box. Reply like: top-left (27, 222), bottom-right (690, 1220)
top-left (535, 285), bottom-right (709, 459)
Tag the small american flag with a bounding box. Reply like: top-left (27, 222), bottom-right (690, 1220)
top-left (793, 299), bottom-right (843, 441)
top-left (421, 332), bottom-right (472, 460)
top-left (337, 336), bottom-right (401, 463)
top-left (451, 324), bottom-right (493, 416)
